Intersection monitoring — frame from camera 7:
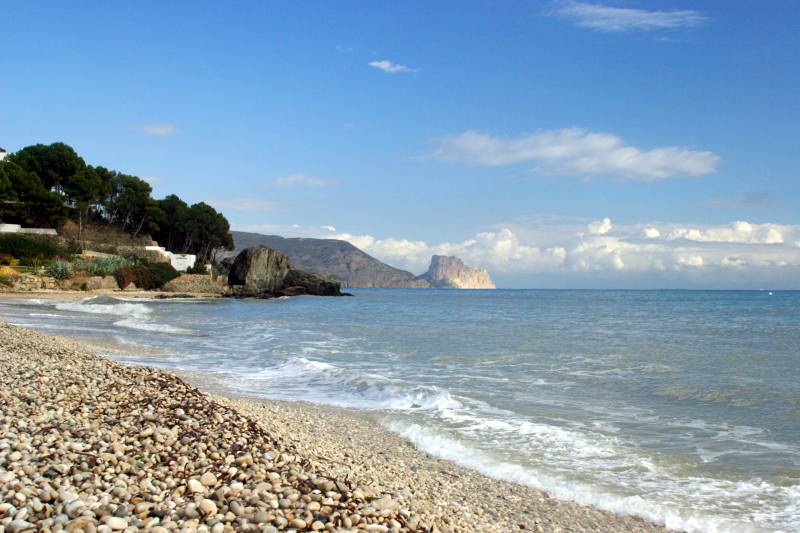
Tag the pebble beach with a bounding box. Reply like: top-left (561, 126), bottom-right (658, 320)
top-left (0, 321), bottom-right (670, 533)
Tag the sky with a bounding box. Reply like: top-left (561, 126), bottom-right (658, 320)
top-left (2, 1), bottom-right (799, 288)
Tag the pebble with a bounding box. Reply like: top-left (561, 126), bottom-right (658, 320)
top-left (7, 519), bottom-right (36, 533)
top-left (199, 499), bottom-right (218, 516)
top-left (0, 322), bottom-right (672, 533)
top-left (289, 518), bottom-right (307, 529)
top-left (188, 478), bottom-right (205, 493)
top-left (104, 516), bottom-right (128, 530)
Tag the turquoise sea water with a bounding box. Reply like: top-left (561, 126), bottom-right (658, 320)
top-left (2, 290), bottom-right (799, 532)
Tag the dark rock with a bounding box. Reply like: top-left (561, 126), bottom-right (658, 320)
top-left (228, 246), bottom-right (291, 294)
top-left (227, 246), bottom-right (342, 297)
top-left (283, 268), bottom-right (341, 296)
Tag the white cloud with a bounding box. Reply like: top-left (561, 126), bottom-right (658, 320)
top-left (327, 218), bottom-right (800, 287)
top-left (644, 227), bottom-right (661, 239)
top-left (368, 60), bottom-right (419, 74)
top-left (551, 1), bottom-right (707, 33)
top-left (434, 128), bottom-right (719, 180)
top-left (135, 123), bottom-right (175, 136)
top-left (210, 198), bottom-right (276, 213)
top-left (665, 220), bottom-right (789, 244)
top-left (587, 217), bottom-right (612, 235)
top-left (272, 174), bottom-right (334, 188)
top-left (321, 225), bottom-right (337, 232)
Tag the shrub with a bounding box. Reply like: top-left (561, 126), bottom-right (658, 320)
top-left (47, 260), bottom-right (74, 280)
top-left (115, 262), bottom-right (179, 290)
top-left (114, 266), bottom-right (136, 289)
top-left (186, 261), bottom-right (208, 274)
top-left (75, 255), bottom-right (131, 276)
top-left (0, 234), bottom-right (68, 262)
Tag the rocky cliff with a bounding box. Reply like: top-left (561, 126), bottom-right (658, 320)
top-left (417, 255), bottom-right (495, 289)
top-left (229, 232), bottom-right (428, 288)
top-left (227, 246), bottom-right (342, 297)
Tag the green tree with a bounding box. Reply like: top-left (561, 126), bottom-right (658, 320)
top-left (0, 160), bottom-right (64, 225)
top-left (104, 174), bottom-right (153, 234)
top-left (0, 164), bottom-right (18, 202)
top-left (62, 166), bottom-right (104, 245)
top-left (154, 194), bottom-right (190, 251)
top-left (184, 202), bottom-right (233, 262)
top-left (9, 142), bottom-right (85, 193)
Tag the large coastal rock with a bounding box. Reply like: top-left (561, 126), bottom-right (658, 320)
top-left (227, 246), bottom-right (342, 297)
top-left (417, 255), bottom-right (495, 289)
top-left (227, 232), bottom-right (429, 288)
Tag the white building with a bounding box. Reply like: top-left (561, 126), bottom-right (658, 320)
top-left (0, 147), bottom-right (7, 161)
top-left (145, 245), bottom-right (197, 272)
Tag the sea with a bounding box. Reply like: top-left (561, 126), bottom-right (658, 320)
top-left (1, 289), bottom-right (798, 532)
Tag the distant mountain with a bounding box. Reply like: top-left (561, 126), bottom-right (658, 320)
top-left (229, 231), bottom-right (428, 288)
top-left (418, 255), bottom-right (495, 289)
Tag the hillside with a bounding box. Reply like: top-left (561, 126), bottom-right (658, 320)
top-left (229, 231), bottom-right (428, 288)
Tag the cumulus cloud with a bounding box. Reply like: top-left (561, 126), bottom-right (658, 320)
top-left (135, 123), bottom-right (175, 136)
top-left (210, 198), bottom-right (276, 213)
top-left (368, 60), bottom-right (419, 74)
top-left (321, 225), bottom-right (337, 232)
top-left (434, 129), bottom-right (719, 180)
top-left (587, 217), bottom-right (612, 235)
top-left (551, 1), bottom-right (707, 33)
top-left (333, 228), bottom-right (566, 274)
top-left (644, 227), bottom-right (661, 239)
top-left (665, 220), bottom-right (789, 244)
top-left (327, 218), bottom-right (800, 288)
top-left (272, 174), bottom-right (334, 188)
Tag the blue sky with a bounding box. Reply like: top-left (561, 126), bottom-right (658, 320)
top-left (2, 1), bottom-right (799, 288)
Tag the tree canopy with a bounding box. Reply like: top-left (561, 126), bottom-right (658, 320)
top-left (0, 142), bottom-right (233, 262)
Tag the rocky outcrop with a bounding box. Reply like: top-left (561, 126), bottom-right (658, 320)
top-left (228, 232), bottom-right (428, 288)
top-left (417, 255), bottom-right (495, 289)
top-left (227, 246), bottom-right (342, 297)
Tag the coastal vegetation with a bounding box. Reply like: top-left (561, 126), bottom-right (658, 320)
top-left (0, 234), bottom-right (72, 265)
top-left (114, 261), bottom-right (180, 291)
top-left (0, 142), bottom-right (233, 262)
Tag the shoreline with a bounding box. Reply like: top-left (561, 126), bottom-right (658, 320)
top-left (0, 289), bottom-right (223, 301)
top-left (0, 321), bottom-right (671, 532)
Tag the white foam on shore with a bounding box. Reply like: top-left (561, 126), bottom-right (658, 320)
top-left (55, 297), bottom-right (193, 334)
top-left (385, 421), bottom-right (777, 533)
top-left (234, 356), bottom-right (462, 412)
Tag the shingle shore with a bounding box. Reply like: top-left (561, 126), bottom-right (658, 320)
top-left (0, 323), bottom-right (670, 532)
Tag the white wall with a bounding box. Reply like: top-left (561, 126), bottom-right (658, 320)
top-left (145, 245), bottom-right (196, 271)
top-left (170, 254), bottom-right (196, 272)
top-left (0, 224), bottom-right (57, 235)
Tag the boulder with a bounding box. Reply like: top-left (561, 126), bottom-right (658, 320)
top-left (228, 246), bottom-right (291, 294)
top-left (227, 246), bottom-right (342, 297)
top-left (283, 268), bottom-right (341, 296)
